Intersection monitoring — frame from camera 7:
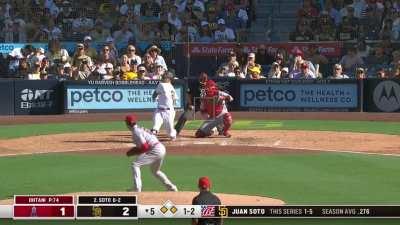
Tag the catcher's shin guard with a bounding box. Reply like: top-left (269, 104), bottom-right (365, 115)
top-left (222, 112), bottom-right (233, 136)
top-left (175, 108), bottom-right (193, 135)
top-left (175, 111), bottom-right (187, 135)
top-left (195, 129), bottom-right (207, 138)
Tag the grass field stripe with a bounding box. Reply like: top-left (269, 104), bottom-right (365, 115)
top-left (1, 146), bottom-right (399, 158)
top-left (271, 145), bottom-right (400, 157)
top-left (0, 147), bottom-right (118, 157)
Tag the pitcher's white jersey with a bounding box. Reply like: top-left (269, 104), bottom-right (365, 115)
top-left (131, 125), bottom-right (159, 149)
top-left (129, 124), bottom-right (177, 192)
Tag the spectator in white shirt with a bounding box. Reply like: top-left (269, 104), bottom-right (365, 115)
top-left (329, 64), bottom-right (349, 79)
top-left (168, 5), bottom-right (182, 30)
top-left (42, 20), bottom-right (62, 40)
top-left (214, 19), bottom-right (235, 42)
top-left (147, 45), bottom-right (167, 71)
top-left (113, 22), bottom-right (134, 45)
top-left (126, 45), bottom-right (142, 65)
top-left (72, 10), bottom-right (94, 34)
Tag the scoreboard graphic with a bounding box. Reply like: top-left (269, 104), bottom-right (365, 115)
top-left (1, 195), bottom-right (400, 220)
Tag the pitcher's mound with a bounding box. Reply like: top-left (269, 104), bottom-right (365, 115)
top-left (0, 192), bottom-right (285, 205)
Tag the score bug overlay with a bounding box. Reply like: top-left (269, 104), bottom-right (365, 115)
top-left (13, 195), bottom-right (75, 220)
top-left (76, 195), bottom-right (138, 220)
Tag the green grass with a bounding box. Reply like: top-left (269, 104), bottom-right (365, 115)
top-left (1, 120), bottom-right (400, 139)
top-left (1, 153), bottom-right (400, 225)
top-left (1, 153), bottom-right (399, 203)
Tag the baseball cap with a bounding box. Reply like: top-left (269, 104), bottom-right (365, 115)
top-left (106, 37), bottom-right (114, 43)
top-left (217, 18), bottom-right (225, 25)
top-left (138, 66), bottom-right (146, 72)
top-left (77, 43), bottom-right (84, 48)
top-left (248, 52), bottom-right (255, 58)
top-left (63, 62), bottom-right (71, 68)
top-left (200, 21), bottom-right (209, 27)
top-left (198, 177), bottom-right (211, 189)
top-left (125, 114), bottom-right (137, 125)
top-left (293, 49), bottom-right (304, 57)
top-left (84, 36), bottom-right (92, 41)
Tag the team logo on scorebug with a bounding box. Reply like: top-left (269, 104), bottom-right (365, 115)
top-left (201, 206), bottom-right (216, 217)
top-left (373, 81), bottom-right (400, 112)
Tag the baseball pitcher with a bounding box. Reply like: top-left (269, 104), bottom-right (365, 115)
top-left (151, 72), bottom-right (177, 140)
top-left (125, 114), bottom-right (178, 192)
top-left (195, 80), bottom-right (233, 138)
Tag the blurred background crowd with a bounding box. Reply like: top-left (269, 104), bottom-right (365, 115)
top-left (0, 0), bottom-right (399, 81)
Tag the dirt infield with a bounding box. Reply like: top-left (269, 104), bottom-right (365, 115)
top-left (1, 111), bottom-right (400, 125)
top-left (1, 130), bottom-right (400, 157)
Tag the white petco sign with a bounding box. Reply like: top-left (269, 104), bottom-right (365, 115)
top-left (373, 81), bottom-right (400, 112)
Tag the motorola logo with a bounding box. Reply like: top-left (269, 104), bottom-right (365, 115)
top-left (373, 81), bottom-right (400, 112)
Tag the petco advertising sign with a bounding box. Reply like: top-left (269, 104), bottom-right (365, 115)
top-left (240, 80), bottom-right (359, 111)
top-left (65, 81), bottom-right (184, 112)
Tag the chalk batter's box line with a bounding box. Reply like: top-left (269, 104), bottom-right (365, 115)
top-left (193, 97), bottom-right (217, 121)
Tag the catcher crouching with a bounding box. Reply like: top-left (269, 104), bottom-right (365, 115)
top-left (195, 80), bottom-right (233, 138)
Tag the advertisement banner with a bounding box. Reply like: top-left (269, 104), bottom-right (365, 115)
top-left (240, 80), bottom-right (359, 111)
top-left (184, 42), bottom-right (343, 57)
top-left (364, 79), bottom-right (400, 112)
top-left (0, 43), bottom-right (48, 54)
top-left (14, 80), bottom-right (62, 115)
top-left (0, 80), bottom-right (14, 115)
top-left (64, 80), bottom-right (185, 112)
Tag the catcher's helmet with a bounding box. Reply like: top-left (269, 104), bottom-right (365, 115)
top-left (125, 114), bottom-right (137, 126)
top-left (199, 72), bottom-right (208, 85)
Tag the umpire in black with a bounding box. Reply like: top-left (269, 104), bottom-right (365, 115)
top-left (192, 177), bottom-right (222, 225)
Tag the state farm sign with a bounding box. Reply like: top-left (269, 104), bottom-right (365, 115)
top-left (184, 42), bottom-right (343, 57)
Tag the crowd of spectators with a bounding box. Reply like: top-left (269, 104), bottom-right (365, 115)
top-left (290, 0), bottom-right (400, 42)
top-left (0, 0), bottom-right (254, 44)
top-left (0, 0), bottom-right (255, 79)
top-left (8, 41), bottom-right (174, 80)
top-left (283, 0), bottom-right (400, 79)
top-left (214, 45), bottom-right (400, 80)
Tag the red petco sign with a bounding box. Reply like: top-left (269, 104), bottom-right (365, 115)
top-left (185, 42), bottom-right (343, 57)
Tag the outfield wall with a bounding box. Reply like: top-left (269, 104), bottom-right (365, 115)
top-left (0, 79), bottom-right (399, 115)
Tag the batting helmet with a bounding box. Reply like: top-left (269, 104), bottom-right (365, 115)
top-left (125, 114), bottom-right (137, 126)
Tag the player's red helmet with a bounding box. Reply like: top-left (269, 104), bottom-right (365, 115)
top-left (205, 80), bottom-right (218, 97)
top-left (125, 114), bottom-right (137, 126)
top-left (199, 72), bottom-right (208, 86)
top-left (198, 176), bottom-right (212, 189)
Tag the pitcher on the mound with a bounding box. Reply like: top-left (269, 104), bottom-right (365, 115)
top-left (151, 72), bottom-right (177, 140)
top-left (125, 114), bottom-right (178, 192)
top-left (195, 80), bottom-right (234, 138)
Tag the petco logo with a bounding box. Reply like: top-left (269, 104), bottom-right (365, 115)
top-left (373, 81), bottom-right (400, 112)
top-left (70, 88), bottom-right (123, 106)
top-left (21, 89), bottom-right (54, 101)
top-left (243, 87), bottom-right (296, 105)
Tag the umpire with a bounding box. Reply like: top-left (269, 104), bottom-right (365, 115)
top-left (192, 177), bottom-right (222, 225)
